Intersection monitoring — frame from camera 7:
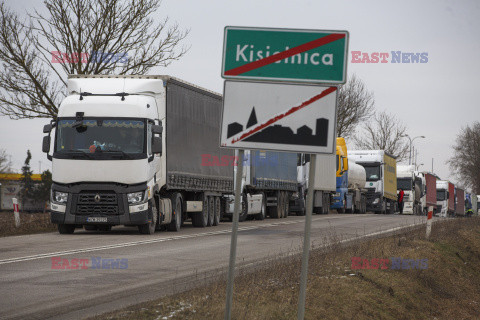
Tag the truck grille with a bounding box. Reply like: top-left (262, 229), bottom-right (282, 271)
top-left (75, 192), bottom-right (119, 215)
top-left (365, 188), bottom-right (376, 201)
top-left (77, 205), bottom-right (118, 215)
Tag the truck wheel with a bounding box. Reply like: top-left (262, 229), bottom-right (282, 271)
top-left (168, 193), bottom-right (182, 231)
top-left (275, 191), bottom-right (283, 219)
top-left (238, 194), bottom-right (248, 222)
top-left (323, 194), bottom-right (330, 214)
top-left (255, 193), bottom-right (266, 220)
top-left (213, 197), bottom-right (221, 226)
top-left (337, 197), bottom-right (346, 213)
top-left (138, 201), bottom-right (157, 234)
top-left (58, 224), bottom-right (75, 234)
top-left (207, 196), bottom-right (215, 227)
top-left (380, 200), bottom-right (386, 214)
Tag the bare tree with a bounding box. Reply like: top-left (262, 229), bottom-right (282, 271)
top-left (0, 0), bottom-right (189, 119)
top-left (353, 111), bottom-right (409, 162)
top-left (336, 74), bottom-right (375, 138)
top-left (0, 149), bottom-right (12, 173)
top-left (448, 122), bottom-right (480, 194)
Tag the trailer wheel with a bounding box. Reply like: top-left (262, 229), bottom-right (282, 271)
top-left (238, 194), bottom-right (248, 222)
top-left (192, 193), bottom-right (209, 227)
top-left (323, 194), bottom-right (330, 214)
top-left (207, 196), bottom-right (215, 227)
top-left (138, 200), bottom-right (157, 234)
top-left (58, 224), bottom-right (75, 234)
top-left (255, 193), bottom-right (266, 220)
top-left (337, 197), bottom-right (346, 213)
top-left (213, 197), bottom-right (221, 226)
top-left (283, 192), bottom-right (290, 218)
top-left (167, 193), bottom-right (182, 231)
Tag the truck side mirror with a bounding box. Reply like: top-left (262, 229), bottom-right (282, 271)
top-left (42, 136), bottom-right (51, 153)
top-left (43, 124), bottom-right (53, 133)
top-left (152, 137), bottom-right (162, 155)
top-left (152, 124), bottom-right (163, 134)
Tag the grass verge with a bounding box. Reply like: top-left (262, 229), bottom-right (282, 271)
top-left (91, 217), bottom-right (480, 320)
top-left (0, 210), bottom-right (56, 237)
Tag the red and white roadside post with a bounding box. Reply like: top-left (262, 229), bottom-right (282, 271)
top-left (426, 206), bottom-right (433, 239)
top-left (12, 198), bottom-right (21, 228)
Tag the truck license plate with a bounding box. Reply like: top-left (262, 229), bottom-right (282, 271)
top-left (87, 217), bottom-right (108, 223)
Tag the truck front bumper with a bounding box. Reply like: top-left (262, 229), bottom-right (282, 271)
top-left (50, 182), bottom-right (150, 226)
top-left (366, 192), bottom-right (383, 212)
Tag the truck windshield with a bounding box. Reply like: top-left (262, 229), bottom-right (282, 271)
top-left (364, 166), bottom-right (380, 181)
top-left (397, 178), bottom-right (413, 190)
top-left (437, 189), bottom-right (446, 201)
top-left (55, 119), bottom-right (145, 159)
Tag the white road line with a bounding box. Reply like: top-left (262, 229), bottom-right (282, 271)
top-left (0, 218), bottom-right (309, 265)
top-left (0, 217), bottom-right (423, 266)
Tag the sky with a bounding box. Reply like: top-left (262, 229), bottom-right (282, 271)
top-left (0, 0), bottom-right (479, 189)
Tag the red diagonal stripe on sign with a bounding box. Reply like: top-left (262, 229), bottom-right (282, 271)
top-left (224, 33), bottom-right (345, 76)
top-left (231, 86), bottom-right (337, 145)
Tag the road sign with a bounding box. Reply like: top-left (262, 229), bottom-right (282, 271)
top-left (220, 81), bottom-right (337, 154)
top-left (221, 26), bottom-right (349, 84)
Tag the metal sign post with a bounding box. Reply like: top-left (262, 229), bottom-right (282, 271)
top-left (297, 154), bottom-right (316, 319)
top-left (224, 149), bottom-right (245, 320)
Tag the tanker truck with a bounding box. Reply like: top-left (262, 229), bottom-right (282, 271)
top-left (348, 150), bottom-right (397, 214)
top-left (330, 137), bottom-right (367, 213)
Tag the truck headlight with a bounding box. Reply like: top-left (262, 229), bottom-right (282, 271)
top-left (127, 191), bottom-right (146, 204)
top-left (53, 191), bottom-right (68, 203)
top-left (373, 198), bottom-right (379, 204)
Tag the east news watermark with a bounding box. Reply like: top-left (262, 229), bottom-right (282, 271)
top-left (351, 257), bottom-right (429, 270)
top-left (51, 257), bottom-right (128, 270)
top-left (51, 51), bottom-right (128, 64)
top-left (351, 51), bottom-right (429, 63)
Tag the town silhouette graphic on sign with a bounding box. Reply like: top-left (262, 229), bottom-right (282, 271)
top-left (227, 107), bottom-right (329, 147)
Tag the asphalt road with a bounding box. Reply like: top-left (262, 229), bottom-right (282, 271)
top-left (0, 213), bottom-right (427, 320)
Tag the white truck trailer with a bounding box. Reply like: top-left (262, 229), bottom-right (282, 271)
top-left (349, 150), bottom-right (397, 214)
top-left (290, 153), bottom-right (336, 215)
top-left (42, 75), bottom-right (234, 234)
top-left (396, 165), bottom-right (423, 215)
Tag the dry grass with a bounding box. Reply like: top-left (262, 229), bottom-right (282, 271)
top-left (92, 217), bottom-right (480, 320)
top-left (0, 210), bottom-right (56, 237)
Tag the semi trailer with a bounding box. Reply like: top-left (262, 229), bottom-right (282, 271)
top-left (396, 165), bottom-right (422, 215)
top-left (289, 152), bottom-right (336, 215)
top-left (436, 180), bottom-right (455, 217)
top-left (42, 75), bottom-right (234, 234)
top-left (422, 172), bottom-right (437, 215)
top-left (455, 188), bottom-right (465, 216)
top-left (349, 150), bottom-right (397, 214)
top-left (330, 137), bottom-right (367, 213)
top-left (224, 150), bottom-right (297, 221)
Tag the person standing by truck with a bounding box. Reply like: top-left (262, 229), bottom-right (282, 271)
top-left (398, 189), bottom-right (404, 214)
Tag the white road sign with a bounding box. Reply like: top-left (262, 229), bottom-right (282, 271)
top-left (220, 81), bottom-right (338, 154)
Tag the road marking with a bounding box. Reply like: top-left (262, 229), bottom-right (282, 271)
top-left (0, 216), bottom-right (425, 266)
top-left (0, 219), bottom-right (307, 265)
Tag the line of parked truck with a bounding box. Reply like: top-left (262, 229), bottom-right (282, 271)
top-left (39, 75), bottom-right (479, 234)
